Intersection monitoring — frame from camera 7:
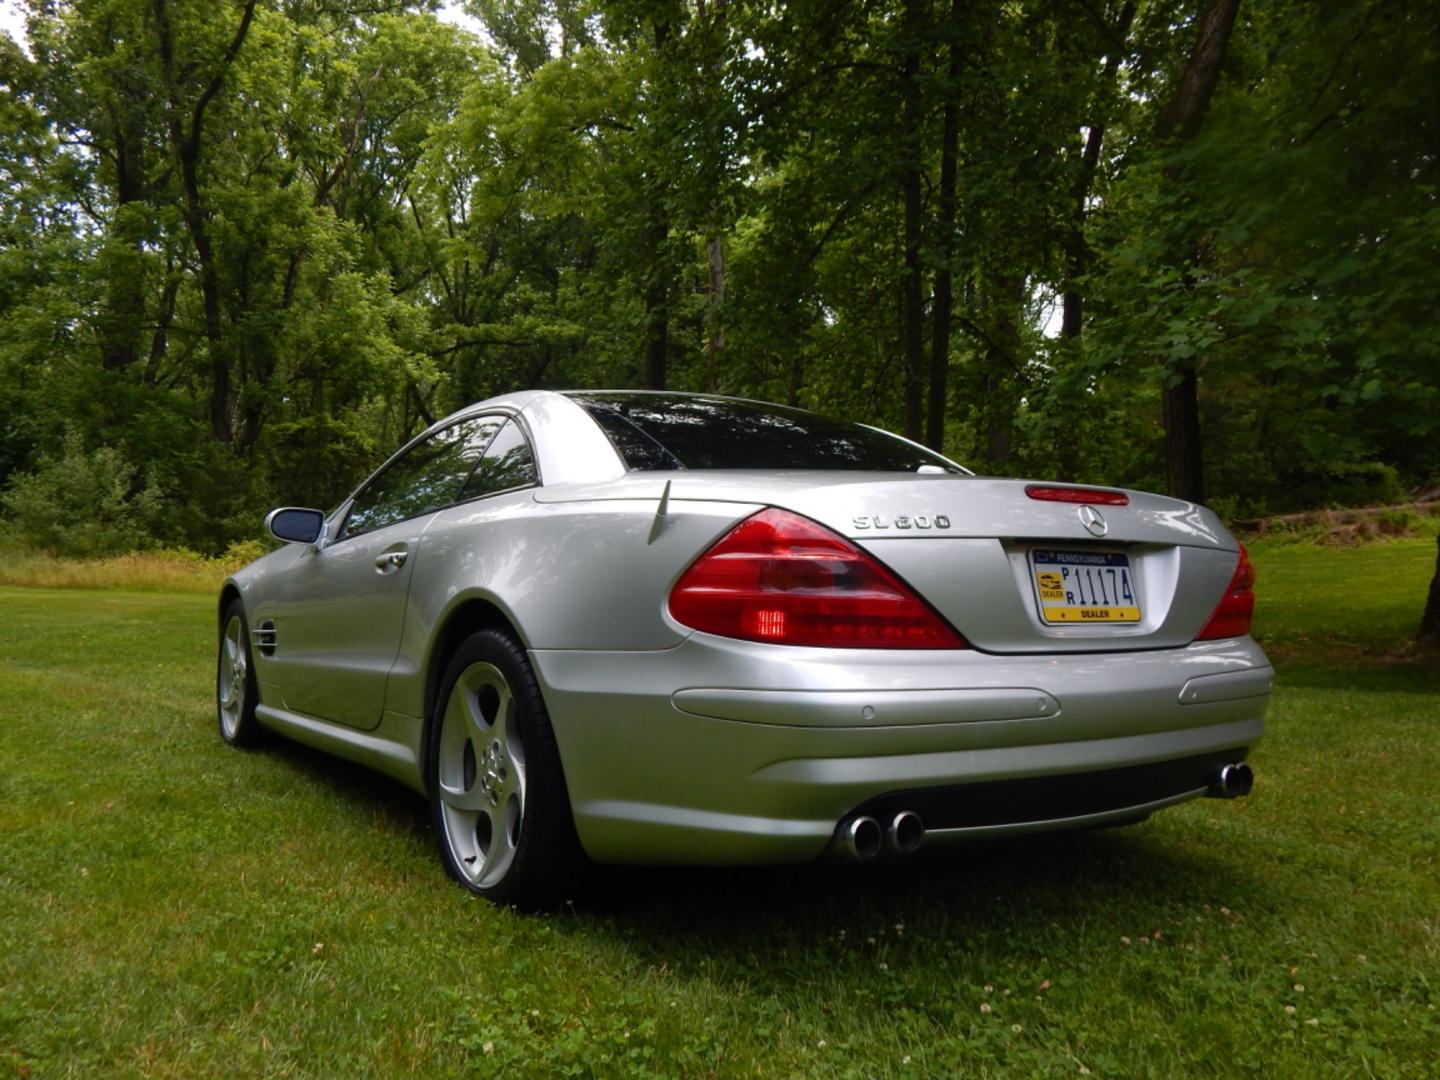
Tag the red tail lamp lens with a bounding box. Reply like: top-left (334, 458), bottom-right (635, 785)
top-left (669, 508), bottom-right (967, 649)
top-left (1196, 544), bottom-right (1256, 640)
top-left (1025, 485), bottom-right (1130, 506)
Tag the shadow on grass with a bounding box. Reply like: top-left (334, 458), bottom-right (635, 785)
top-left (568, 822), bottom-right (1260, 981)
top-left (239, 723), bottom-right (1264, 969)
top-left (1272, 656), bottom-right (1440, 693)
top-left (254, 731), bottom-right (432, 839)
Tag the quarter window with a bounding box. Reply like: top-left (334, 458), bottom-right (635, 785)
top-left (460, 419), bottom-right (538, 500)
top-left (343, 416), bottom-right (504, 539)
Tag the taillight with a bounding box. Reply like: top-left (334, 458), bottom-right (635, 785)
top-left (669, 508), bottom-right (967, 649)
top-left (1025, 484), bottom-right (1130, 506)
top-left (1195, 545), bottom-right (1256, 640)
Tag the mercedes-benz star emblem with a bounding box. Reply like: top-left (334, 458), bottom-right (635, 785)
top-left (1078, 505), bottom-right (1108, 537)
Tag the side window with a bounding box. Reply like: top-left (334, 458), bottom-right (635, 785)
top-left (459, 419), bottom-right (538, 500)
top-left (343, 416), bottom-right (504, 539)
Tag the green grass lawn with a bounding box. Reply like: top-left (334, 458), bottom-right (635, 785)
top-left (2, 540), bottom-right (1437, 1078)
top-left (1247, 531), bottom-right (1439, 666)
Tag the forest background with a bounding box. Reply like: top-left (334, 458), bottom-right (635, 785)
top-left (0, 0), bottom-right (1436, 559)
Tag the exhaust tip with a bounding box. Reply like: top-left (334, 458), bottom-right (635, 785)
top-left (1210, 762), bottom-right (1255, 799)
top-left (887, 810), bottom-right (925, 855)
top-left (839, 816), bottom-right (883, 861)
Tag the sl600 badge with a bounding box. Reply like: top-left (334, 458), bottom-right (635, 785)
top-left (853, 514), bottom-right (950, 530)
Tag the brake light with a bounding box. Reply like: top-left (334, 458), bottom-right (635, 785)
top-left (669, 508), bottom-right (967, 648)
top-left (1025, 485), bottom-right (1129, 506)
top-left (1195, 545), bottom-right (1256, 640)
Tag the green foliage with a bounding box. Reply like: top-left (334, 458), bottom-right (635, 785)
top-left (0, 0), bottom-right (1437, 545)
top-left (0, 429), bottom-right (163, 557)
top-left (1084, 1), bottom-right (1440, 510)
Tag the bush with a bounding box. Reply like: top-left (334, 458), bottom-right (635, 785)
top-left (0, 430), bottom-right (164, 557)
top-left (1283, 460), bottom-right (1408, 512)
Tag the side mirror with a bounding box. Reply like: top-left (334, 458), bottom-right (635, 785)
top-left (265, 507), bottom-right (325, 545)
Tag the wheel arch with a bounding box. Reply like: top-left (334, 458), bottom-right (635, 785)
top-left (420, 597), bottom-right (530, 793)
top-left (218, 581), bottom-right (243, 628)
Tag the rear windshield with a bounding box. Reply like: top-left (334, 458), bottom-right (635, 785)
top-left (567, 392), bottom-right (965, 473)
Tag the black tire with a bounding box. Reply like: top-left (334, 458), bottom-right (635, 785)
top-left (217, 599), bottom-right (263, 747)
top-left (428, 629), bottom-right (582, 908)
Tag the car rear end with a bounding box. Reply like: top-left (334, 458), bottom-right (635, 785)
top-left (526, 394), bottom-right (1271, 866)
top-left (525, 475), bottom-right (1265, 866)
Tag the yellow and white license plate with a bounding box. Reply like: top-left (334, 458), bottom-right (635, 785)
top-left (1030, 549), bottom-right (1141, 624)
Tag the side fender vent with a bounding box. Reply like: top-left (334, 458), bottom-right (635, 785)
top-left (254, 620), bottom-right (278, 658)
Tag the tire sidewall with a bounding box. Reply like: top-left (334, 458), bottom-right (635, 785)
top-left (428, 628), bottom-right (571, 906)
top-left (217, 600), bottom-right (261, 746)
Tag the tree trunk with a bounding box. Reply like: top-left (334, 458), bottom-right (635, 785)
top-left (1162, 368), bottom-right (1205, 504)
top-left (981, 273), bottom-right (1024, 469)
top-left (902, 179), bottom-right (924, 442)
top-left (900, 0), bottom-right (925, 442)
top-left (98, 125), bottom-right (147, 373)
top-left (643, 213), bottom-right (669, 391)
top-left (926, 0), bottom-right (963, 453)
top-left (153, 0), bottom-right (259, 447)
top-left (700, 1), bottom-right (727, 392)
top-left (705, 230), bottom-right (725, 386)
top-left (1154, 0), bottom-right (1242, 142)
top-left (1062, 2), bottom-right (1136, 345)
top-left (1418, 532), bottom-right (1440, 654)
top-left (1153, 0), bottom-right (1240, 504)
top-left (643, 18), bottom-right (672, 392)
top-left (179, 145), bottom-right (231, 443)
top-left (143, 270), bottom-right (180, 388)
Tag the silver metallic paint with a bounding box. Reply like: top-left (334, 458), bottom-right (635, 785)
top-left (261, 513), bottom-right (429, 730)
top-left (529, 634), bottom-right (1268, 862)
top-left (223, 389), bottom-right (1271, 865)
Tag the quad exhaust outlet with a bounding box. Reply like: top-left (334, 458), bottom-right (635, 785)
top-left (1208, 762), bottom-right (1254, 799)
top-left (838, 816), bottom-right (883, 861)
top-left (887, 810), bottom-right (925, 855)
top-left (833, 764), bottom-right (1254, 861)
top-left (835, 811), bottom-right (926, 861)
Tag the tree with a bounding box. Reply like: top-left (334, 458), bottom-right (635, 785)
top-left (1151, 0), bottom-right (1241, 505)
top-left (1420, 534), bottom-right (1440, 656)
top-left (2, 0), bottom-right (1437, 557)
top-left (1, 1), bottom-right (473, 547)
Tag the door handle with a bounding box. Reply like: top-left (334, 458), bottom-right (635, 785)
top-left (374, 550), bottom-right (408, 572)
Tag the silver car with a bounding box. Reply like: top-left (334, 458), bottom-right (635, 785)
top-left (217, 391), bottom-right (1270, 906)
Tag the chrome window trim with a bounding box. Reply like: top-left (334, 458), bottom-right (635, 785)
top-left (333, 410), bottom-right (529, 546)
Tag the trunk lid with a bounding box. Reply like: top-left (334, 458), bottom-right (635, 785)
top-left (537, 472), bottom-right (1242, 653)
top-left (783, 474), bottom-right (1238, 653)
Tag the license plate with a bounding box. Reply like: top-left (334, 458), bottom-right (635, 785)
top-left (1030, 549), bottom-right (1141, 624)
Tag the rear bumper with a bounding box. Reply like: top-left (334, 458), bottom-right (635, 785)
top-left (531, 635), bottom-right (1271, 865)
top-left (847, 746), bottom-right (1249, 843)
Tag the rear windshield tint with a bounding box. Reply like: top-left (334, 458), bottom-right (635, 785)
top-left (567, 393), bottom-right (965, 473)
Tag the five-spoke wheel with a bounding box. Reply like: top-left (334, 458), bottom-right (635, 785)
top-left (217, 600), bottom-right (262, 746)
top-left (435, 661), bottom-right (528, 889)
top-left (429, 629), bottom-right (579, 907)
